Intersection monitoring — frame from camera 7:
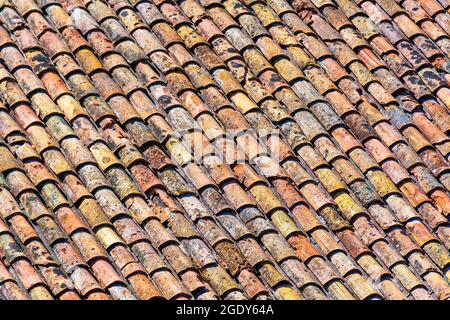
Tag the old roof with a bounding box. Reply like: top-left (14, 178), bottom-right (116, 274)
top-left (0, 0), bottom-right (448, 300)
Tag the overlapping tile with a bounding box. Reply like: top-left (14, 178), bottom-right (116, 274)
top-left (0, 0), bottom-right (447, 300)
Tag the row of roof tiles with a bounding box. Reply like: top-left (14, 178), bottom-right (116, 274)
top-left (0, 0), bottom-right (448, 300)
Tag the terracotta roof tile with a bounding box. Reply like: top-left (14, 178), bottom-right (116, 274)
top-left (0, 0), bottom-right (447, 300)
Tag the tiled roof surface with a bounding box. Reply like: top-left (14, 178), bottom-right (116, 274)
top-left (0, 0), bottom-right (448, 300)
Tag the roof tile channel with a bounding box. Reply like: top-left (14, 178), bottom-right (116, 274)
top-left (0, 0), bottom-right (446, 300)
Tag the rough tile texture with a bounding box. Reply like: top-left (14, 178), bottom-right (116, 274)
top-left (0, 0), bottom-right (448, 300)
